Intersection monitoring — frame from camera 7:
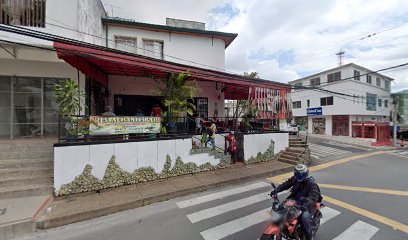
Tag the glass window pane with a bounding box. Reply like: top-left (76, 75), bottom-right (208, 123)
top-left (44, 93), bottom-right (58, 108)
top-left (0, 76), bottom-right (11, 91)
top-left (13, 108), bottom-right (41, 123)
top-left (0, 107), bottom-right (11, 123)
top-left (44, 109), bottom-right (58, 123)
top-left (0, 124), bottom-right (10, 138)
top-left (13, 92), bottom-right (42, 108)
top-left (44, 124), bottom-right (58, 137)
top-left (44, 78), bottom-right (67, 93)
top-left (13, 77), bottom-right (41, 93)
top-left (13, 124), bottom-right (41, 137)
top-left (0, 92), bottom-right (11, 107)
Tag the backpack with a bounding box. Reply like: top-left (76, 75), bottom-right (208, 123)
top-left (309, 176), bottom-right (323, 203)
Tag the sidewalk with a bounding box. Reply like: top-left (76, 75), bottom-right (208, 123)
top-left (36, 160), bottom-right (293, 229)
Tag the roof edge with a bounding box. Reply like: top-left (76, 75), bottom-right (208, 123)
top-left (101, 18), bottom-right (238, 48)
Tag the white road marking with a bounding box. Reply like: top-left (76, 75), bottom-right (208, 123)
top-left (320, 207), bottom-right (341, 224)
top-left (332, 220), bottom-right (379, 240)
top-left (187, 191), bottom-right (286, 223)
top-left (309, 143), bottom-right (352, 157)
top-left (311, 154), bottom-right (320, 159)
top-left (176, 182), bottom-right (270, 208)
top-left (200, 208), bottom-right (270, 240)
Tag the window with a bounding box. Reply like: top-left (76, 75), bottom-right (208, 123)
top-left (115, 36), bottom-right (137, 54)
top-left (366, 93), bottom-right (377, 111)
top-left (143, 40), bottom-right (164, 59)
top-left (327, 71), bottom-right (341, 83)
top-left (293, 101), bottom-right (301, 109)
top-left (384, 80), bottom-right (390, 90)
top-left (320, 96), bottom-right (333, 106)
top-left (307, 99), bottom-right (310, 107)
top-left (378, 99), bottom-right (382, 107)
top-left (195, 97), bottom-right (208, 118)
top-left (354, 70), bottom-right (360, 80)
top-left (310, 78), bottom-right (320, 86)
top-left (376, 78), bottom-right (381, 87)
top-left (0, 0), bottom-right (46, 27)
top-left (366, 75), bottom-right (372, 84)
top-left (384, 100), bottom-right (388, 108)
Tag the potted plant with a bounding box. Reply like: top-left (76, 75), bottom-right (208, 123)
top-left (154, 71), bottom-right (198, 134)
top-left (55, 79), bottom-right (85, 142)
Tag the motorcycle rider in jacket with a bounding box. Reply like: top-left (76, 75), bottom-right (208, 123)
top-left (270, 164), bottom-right (321, 240)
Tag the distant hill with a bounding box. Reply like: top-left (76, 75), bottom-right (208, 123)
top-left (397, 89), bottom-right (408, 94)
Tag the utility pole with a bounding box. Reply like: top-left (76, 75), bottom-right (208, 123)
top-left (393, 95), bottom-right (399, 147)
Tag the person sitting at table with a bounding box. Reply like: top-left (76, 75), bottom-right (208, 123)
top-left (151, 104), bottom-right (162, 117)
top-left (102, 106), bottom-right (116, 117)
top-left (134, 108), bottom-right (144, 116)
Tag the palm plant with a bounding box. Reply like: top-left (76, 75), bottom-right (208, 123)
top-left (55, 79), bottom-right (85, 139)
top-left (155, 71), bottom-right (198, 132)
top-left (155, 71), bottom-right (198, 117)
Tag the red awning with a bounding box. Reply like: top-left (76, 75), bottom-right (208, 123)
top-left (53, 42), bottom-right (290, 99)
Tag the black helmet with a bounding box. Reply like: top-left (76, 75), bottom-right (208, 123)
top-left (294, 164), bottom-right (309, 182)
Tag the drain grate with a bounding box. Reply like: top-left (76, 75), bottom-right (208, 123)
top-left (0, 208), bottom-right (6, 216)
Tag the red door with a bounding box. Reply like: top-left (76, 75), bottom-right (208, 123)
top-left (332, 115), bottom-right (349, 136)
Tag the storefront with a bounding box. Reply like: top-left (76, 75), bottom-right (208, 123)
top-left (0, 76), bottom-right (67, 138)
top-left (312, 117), bottom-right (326, 135)
top-left (332, 115), bottom-right (349, 136)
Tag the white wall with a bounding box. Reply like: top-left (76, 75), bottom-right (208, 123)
top-left (244, 132), bottom-right (289, 160)
top-left (108, 75), bottom-right (225, 117)
top-left (54, 137), bottom-right (223, 192)
top-left (106, 26), bottom-right (226, 70)
top-left (292, 79), bottom-right (392, 117)
top-left (0, 0), bottom-right (106, 46)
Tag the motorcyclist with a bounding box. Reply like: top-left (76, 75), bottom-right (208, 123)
top-left (270, 164), bottom-right (321, 240)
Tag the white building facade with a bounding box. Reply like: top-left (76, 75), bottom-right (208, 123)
top-left (289, 63), bottom-right (393, 138)
top-left (0, 0), bottom-right (236, 138)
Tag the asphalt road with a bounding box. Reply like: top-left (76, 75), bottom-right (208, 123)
top-left (23, 151), bottom-right (408, 240)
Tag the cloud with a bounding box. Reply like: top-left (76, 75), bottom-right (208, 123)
top-left (102, 0), bottom-right (408, 92)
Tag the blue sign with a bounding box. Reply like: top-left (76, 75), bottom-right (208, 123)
top-left (307, 107), bottom-right (322, 116)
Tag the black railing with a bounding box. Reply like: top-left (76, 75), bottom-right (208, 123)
top-left (58, 115), bottom-right (281, 144)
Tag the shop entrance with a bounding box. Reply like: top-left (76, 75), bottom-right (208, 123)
top-left (114, 95), bottom-right (164, 116)
top-left (332, 115), bottom-right (349, 136)
top-left (312, 117), bottom-right (326, 134)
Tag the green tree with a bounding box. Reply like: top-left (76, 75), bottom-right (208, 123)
top-left (155, 71), bottom-right (198, 118)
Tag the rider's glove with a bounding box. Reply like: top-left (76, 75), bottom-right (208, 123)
top-left (269, 190), bottom-right (278, 196)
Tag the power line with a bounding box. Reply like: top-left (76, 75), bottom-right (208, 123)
top-left (0, 28), bottom-right (290, 89)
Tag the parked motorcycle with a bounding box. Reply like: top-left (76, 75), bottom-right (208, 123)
top-left (260, 183), bottom-right (324, 240)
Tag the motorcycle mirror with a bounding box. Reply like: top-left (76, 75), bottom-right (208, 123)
top-left (271, 183), bottom-right (277, 189)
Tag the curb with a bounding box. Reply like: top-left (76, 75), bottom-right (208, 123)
top-left (37, 165), bottom-right (293, 229)
top-left (0, 219), bottom-right (36, 240)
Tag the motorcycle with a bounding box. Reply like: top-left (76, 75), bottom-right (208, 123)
top-left (260, 183), bottom-right (324, 240)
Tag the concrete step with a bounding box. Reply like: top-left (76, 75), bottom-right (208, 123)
top-left (0, 151), bottom-right (53, 160)
top-left (289, 143), bottom-right (307, 147)
top-left (284, 151), bottom-right (304, 158)
top-left (0, 219), bottom-right (36, 240)
top-left (289, 139), bottom-right (304, 142)
top-left (0, 167), bottom-right (53, 179)
top-left (0, 175), bottom-right (53, 188)
top-left (286, 147), bottom-right (307, 153)
top-left (0, 184), bottom-right (53, 199)
top-left (278, 156), bottom-right (299, 165)
top-left (279, 154), bottom-right (298, 161)
top-left (0, 158), bottom-right (53, 169)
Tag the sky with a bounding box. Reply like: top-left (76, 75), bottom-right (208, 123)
top-left (102, 0), bottom-right (408, 92)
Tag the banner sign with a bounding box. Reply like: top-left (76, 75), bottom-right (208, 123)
top-left (307, 107), bottom-right (323, 116)
top-left (89, 116), bottom-right (160, 135)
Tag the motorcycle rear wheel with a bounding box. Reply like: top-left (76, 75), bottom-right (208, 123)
top-left (260, 233), bottom-right (276, 240)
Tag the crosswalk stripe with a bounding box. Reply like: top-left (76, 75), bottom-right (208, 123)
top-left (200, 208), bottom-right (270, 240)
top-left (320, 207), bottom-right (341, 224)
top-left (176, 182), bottom-right (270, 208)
top-left (199, 206), bottom-right (340, 240)
top-left (187, 192), bottom-right (286, 223)
top-left (310, 145), bottom-right (350, 154)
top-left (332, 220), bottom-right (379, 240)
top-left (311, 154), bottom-right (320, 159)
